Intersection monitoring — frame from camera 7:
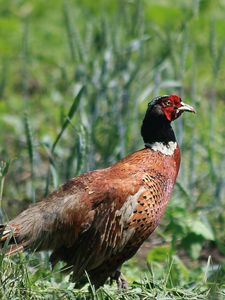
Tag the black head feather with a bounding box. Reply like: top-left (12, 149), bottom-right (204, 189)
top-left (141, 95), bottom-right (176, 145)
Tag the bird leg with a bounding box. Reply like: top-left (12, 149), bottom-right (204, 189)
top-left (110, 269), bottom-right (128, 290)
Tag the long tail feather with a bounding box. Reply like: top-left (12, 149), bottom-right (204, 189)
top-left (6, 244), bottom-right (24, 256)
top-left (0, 224), bottom-right (25, 256)
top-left (0, 224), bottom-right (14, 241)
top-left (0, 225), bottom-right (12, 244)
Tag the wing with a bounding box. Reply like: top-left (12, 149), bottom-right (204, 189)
top-left (0, 166), bottom-right (140, 260)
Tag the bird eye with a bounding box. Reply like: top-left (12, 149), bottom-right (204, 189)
top-left (164, 100), bottom-right (172, 106)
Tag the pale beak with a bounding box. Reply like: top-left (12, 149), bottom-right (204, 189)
top-left (178, 101), bottom-right (196, 113)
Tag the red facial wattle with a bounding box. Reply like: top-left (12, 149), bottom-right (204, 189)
top-left (161, 95), bottom-right (195, 122)
top-left (163, 107), bottom-right (176, 121)
top-left (161, 95), bottom-right (182, 121)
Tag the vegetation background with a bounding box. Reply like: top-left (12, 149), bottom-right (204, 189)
top-left (0, 0), bottom-right (225, 298)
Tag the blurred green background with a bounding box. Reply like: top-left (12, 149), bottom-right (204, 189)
top-left (0, 0), bottom-right (225, 299)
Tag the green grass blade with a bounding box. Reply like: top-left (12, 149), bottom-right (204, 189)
top-left (51, 85), bottom-right (85, 153)
top-left (23, 112), bottom-right (35, 202)
top-left (0, 160), bottom-right (10, 222)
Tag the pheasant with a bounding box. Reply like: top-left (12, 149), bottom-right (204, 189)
top-left (0, 95), bottom-right (195, 288)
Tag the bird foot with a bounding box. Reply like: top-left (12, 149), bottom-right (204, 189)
top-left (117, 273), bottom-right (128, 290)
top-left (110, 270), bottom-right (128, 290)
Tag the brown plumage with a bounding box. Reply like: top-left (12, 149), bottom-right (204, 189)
top-left (0, 95), bottom-right (195, 288)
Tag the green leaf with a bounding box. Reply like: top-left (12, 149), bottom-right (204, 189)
top-left (0, 160), bottom-right (10, 178)
top-left (188, 220), bottom-right (215, 241)
top-left (173, 255), bottom-right (190, 280)
top-left (189, 242), bottom-right (202, 260)
top-left (147, 245), bottom-right (170, 263)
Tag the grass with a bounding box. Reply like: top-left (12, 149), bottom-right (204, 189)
top-left (0, 252), bottom-right (219, 299)
top-left (0, 0), bottom-right (225, 298)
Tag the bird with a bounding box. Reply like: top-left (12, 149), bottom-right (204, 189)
top-left (0, 94), bottom-right (195, 289)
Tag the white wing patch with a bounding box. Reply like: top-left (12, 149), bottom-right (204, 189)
top-left (115, 187), bottom-right (145, 249)
top-left (145, 141), bottom-right (177, 156)
top-left (116, 187), bottom-right (145, 223)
